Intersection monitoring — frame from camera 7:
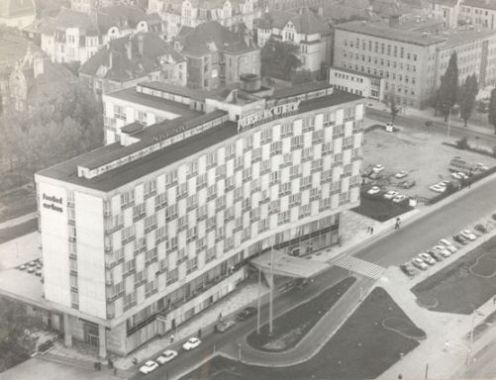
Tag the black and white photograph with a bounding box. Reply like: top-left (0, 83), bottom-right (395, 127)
top-left (1, 0), bottom-right (496, 379)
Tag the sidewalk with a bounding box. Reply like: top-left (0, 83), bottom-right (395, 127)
top-left (113, 279), bottom-right (268, 372)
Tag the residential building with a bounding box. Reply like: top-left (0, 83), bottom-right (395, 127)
top-left (460, 0), bottom-right (496, 30)
top-left (433, 0), bottom-right (461, 29)
top-left (256, 9), bottom-right (332, 75)
top-left (79, 32), bottom-right (186, 96)
top-left (149, 0), bottom-right (261, 40)
top-left (70, 0), bottom-right (139, 13)
top-left (333, 17), bottom-right (496, 107)
top-left (174, 21), bottom-right (260, 90)
top-left (0, 0), bottom-right (36, 29)
top-left (35, 81), bottom-right (364, 357)
top-left (39, 5), bottom-right (163, 64)
top-left (329, 66), bottom-right (385, 101)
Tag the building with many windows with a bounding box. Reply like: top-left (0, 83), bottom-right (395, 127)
top-left (35, 81), bottom-right (364, 357)
top-left (255, 9), bottom-right (332, 75)
top-left (0, 0), bottom-right (36, 29)
top-left (149, 0), bottom-right (261, 40)
top-left (333, 17), bottom-right (496, 107)
top-left (329, 66), bottom-right (385, 101)
top-left (79, 32), bottom-right (187, 96)
top-left (460, 0), bottom-right (496, 30)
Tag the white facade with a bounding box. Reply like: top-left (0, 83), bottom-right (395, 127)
top-left (329, 67), bottom-right (385, 101)
top-left (460, 2), bottom-right (496, 29)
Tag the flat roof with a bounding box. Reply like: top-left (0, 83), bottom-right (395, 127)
top-left (251, 250), bottom-right (329, 278)
top-left (37, 90), bottom-right (363, 192)
top-left (442, 29), bottom-right (496, 48)
top-left (139, 81), bottom-right (214, 101)
top-left (105, 86), bottom-right (202, 119)
top-left (272, 81), bottom-right (333, 99)
top-left (335, 20), bottom-right (446, 46)
top-left (330, 66), bottom-right (382, 80)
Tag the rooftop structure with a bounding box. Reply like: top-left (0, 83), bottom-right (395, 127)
top-left (0, 0), bottom-right (36, 28)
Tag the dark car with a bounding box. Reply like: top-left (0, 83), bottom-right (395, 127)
top-left (453, 234), bottom-right (468, 245)
top-left (474, 224), bottom-right (488, 234)
top-left (236, 307), bottom-right (257, 321)
top-left (427, 250), bottom-right (443, 262)
top-left (399, 263), bottom-right (416, 277)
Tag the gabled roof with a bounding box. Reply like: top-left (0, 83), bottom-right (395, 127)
top-left (79, 32), bottom-right (184, 82)
top-left (259, 9), bottom-right (330, 35)
top-left (0, 0), bottom-right (35, 19)
top-left (177, 21), bottom-right (256, 57)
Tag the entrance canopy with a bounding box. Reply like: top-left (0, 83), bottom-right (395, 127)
top-left (251, 250), bottom-right (329, 278)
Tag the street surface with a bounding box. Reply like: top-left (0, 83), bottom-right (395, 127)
top-left (133, 175), bottom-right (496, 380)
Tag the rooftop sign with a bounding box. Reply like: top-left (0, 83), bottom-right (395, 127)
top-left (238, 101), bottom-right (300, 130)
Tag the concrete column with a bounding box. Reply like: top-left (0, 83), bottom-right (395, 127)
top-left (63, 313), bottom-right (72, 347)
top-left (98, 324), bottom-right (107, 359)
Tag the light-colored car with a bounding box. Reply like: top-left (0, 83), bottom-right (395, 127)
top-left (139, 360), bottom-right (159, 375)
top-left (418, 253), bottom-right (436, 265)
top-left (156, 349), bottom-right (178, 365)
top-left (460, 229), bottom-right (477, 241)
top-left (432, 245), bottom-right (451, 257)
top-left (412, 258), bottom-right (428, 270)
top-left (367, 186), bottom-right (381, 195)
top-left (439, 239), bottom-right (457, 252)
top-left (429, 184), bottom-right (446, 193)
top-left (395, 170), bottom-right (408, 179)
top-left (384, 190), bottom-right (399, 199)
top-left (458, 172), bottom-right (469, 179)
top-left (373, 164), bottom-right (385, 173)
top-left (476, 163), bottom-right (489, 171)
top-left (451, 172), bottom-right (462, 180)
top-left (392, 194), bottom-right (406, 203)
top-left (182, 337), bottom-right (201, 351)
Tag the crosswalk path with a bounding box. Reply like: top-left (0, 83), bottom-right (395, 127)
top-left (332, 255), bottom-right (386, 280)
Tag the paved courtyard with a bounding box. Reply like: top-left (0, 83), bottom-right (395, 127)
top-left (362, 121), bottom-right (496, 200)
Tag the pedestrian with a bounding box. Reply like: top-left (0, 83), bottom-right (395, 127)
top-left (170, 334), bottom-right (175, 343)
top-left (113, 368), bottom-right (117, 376)
top-left (198, 328), bottom-right (202, 338)
top-left (493, 295), bottom-right (496, 305)
top-left (371, 226), bottom-right (374, 234)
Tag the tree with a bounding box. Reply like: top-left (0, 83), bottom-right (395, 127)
top-left (390, 96), bottom-right (400, 124)
top-left (488, 88), bottom-right (496, 135)
top-left (261, 38), bottom-right (301, 81)
top-left (438, 52), bottom-right (459, 121)
top-left (459, 74), bottom-right (478, 127)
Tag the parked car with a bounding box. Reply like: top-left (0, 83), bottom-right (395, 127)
top-left (492, 213), bottom-right (496, 221)
top-left (451, 172), bottom-right (462, 180)
top-left (392, 194), bottom-right (407, 203)
top-left (27, 267), bottom-right (36, 273)
top-left (429, 184), bottom-right (446, 193)
top-left (395, 170), bottom-right (408, 179)
top-left (474, 224), bottom-right (488, 234)
top-left (460, 229), bottom-right (477, 241)
top-left (427, 250), bottom-right (443, 262)
top-left (215, 319), bottom-right (236, 333)
top-left (476, 163), bottom-right (489, 171)
top-left (400, 263), bottom-right (416, 277)
top-left (139, 361), bottom-right (159, 375)
top-left (384, 190), bottom-right (399, 199)
top-left (432, 245), bottom-right (451, 257)
top-left (412, 258), bottom-right (428, 270)
top-left (373, 164), bottom-right (385, 173)
top-left (418, 253), bottom-right (436, 265)
top-left (439, 239), bottom-right (457, 253)
top-left (236, 306), bottom-right (257, 321)
top-left (182, 337), bottom-right (201, 351)
top-left (453, 234), bottom-right (468, 245)
top-left (367, 186), bottom-right (381, 195)
top-left (398, 179), bottom-right (416, 189)
top-left (18, 264), bottom-right (27, 271)
top-left (35, 269), bottom-right (42, 277)
top-left (156, 350), bottom-right (178, 365)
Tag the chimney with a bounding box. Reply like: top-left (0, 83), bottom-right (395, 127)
top-left (126, 40), bottom-right (132, 60)
top-left (137, 34), bottom-right (144, 56)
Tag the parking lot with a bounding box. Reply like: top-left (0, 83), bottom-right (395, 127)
top-left (362, 123), bottom-right (496, 201)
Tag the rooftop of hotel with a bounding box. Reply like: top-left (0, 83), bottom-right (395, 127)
top-left (37, 86), bottom-right (362, 193)
top-left (104, 86), bottom-right (202, 119)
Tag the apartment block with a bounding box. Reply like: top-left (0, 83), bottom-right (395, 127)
top-left (35, 81), bottom-right (365, 357)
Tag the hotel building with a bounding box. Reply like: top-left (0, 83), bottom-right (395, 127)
top-left (35, 81), bottom-right (365, 357)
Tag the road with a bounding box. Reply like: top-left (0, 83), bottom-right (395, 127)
top-left (133, 175), bottom-right (496, 380)
top-left (366, 108), bottom-right (496, 144)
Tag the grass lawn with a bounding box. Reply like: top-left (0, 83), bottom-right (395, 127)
top-left (412, 235), bottom-right (496, 314)
top-left (0, 219), bottom-right (37, 245)
top-left (247, 277), bottom-right (355, 352)
top-left (353, 194), bottom-right (412, 222)
top-left (0, 188), bottom-right (36, 223)
top-left (182, 288), bottom-right (424, 380)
